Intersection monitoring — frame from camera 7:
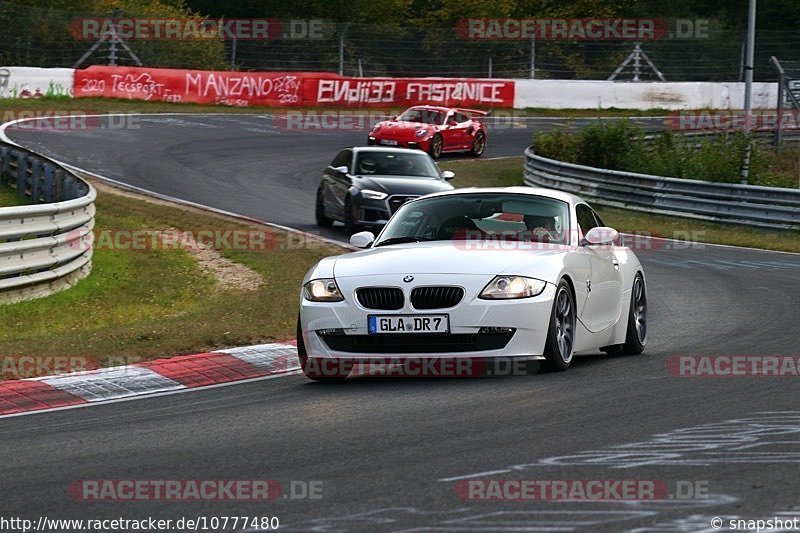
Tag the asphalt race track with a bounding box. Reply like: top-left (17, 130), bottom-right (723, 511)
top-left (7, 114), bottom-right (664, 240)
top-left (3, 114), bottom-right (800, 532)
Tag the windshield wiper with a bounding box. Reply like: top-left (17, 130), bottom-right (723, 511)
top-left (374, 236), bottom-right (435, 247)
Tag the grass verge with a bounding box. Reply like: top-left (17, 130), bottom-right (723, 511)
top-left (0, 181), bottom-right (344, 364)
top-left (438, 157), bottom-right (800, 254)
top-left (0, 185), bottom-right (31, 207)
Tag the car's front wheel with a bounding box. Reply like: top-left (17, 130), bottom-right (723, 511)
top-left (343, 195), bottom-right (361, 235)
top-left (541, 280), bottom-right (576, 372)
top-left (470, 131), bottom-right (486, 157)
top-left (428, 133), bottom-right (443, 159)
top-left (315, 189), bottom-right (333, 227)
top-left (296, 316), bottom-right (351, 382)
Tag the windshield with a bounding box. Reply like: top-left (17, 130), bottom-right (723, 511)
top-left (397, 108), bottom-right (446, 125)
top-left (375, 193), bottom-right (571, 246)
top-left (354, 151), bottom-right (442, 178)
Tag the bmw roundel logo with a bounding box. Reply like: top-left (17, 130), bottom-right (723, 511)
top-left (403, 275), bottom-right (414, 283)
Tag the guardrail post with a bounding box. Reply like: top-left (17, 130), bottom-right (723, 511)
top-left (43, 164), bottom-right (55, 202)
top-left (30, 158), bottom-right (42, 202)
top-left (63, 174), bottom-right (74, 200)
top-left (54, 169), bottom-right (65, 201)
top-left (15, 152), bottom-right (28, 200)
top-left (0, 146), bottom-right (8, 176)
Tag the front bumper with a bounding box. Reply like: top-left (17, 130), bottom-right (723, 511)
top-left (367, 135), bottom-right (429, 152)
top-left (300, 274), bottom-right (556, 360)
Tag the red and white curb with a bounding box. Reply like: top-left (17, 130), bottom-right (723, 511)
top-left (0, 342), bottom-right (300, 418)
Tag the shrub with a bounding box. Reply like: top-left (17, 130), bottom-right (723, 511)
top-left (533, 120), bottom-right (799, 188)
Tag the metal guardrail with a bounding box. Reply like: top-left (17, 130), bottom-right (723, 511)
top-left (0, 142), bottom-right (95, 303)
top-left (524, 147), bottom-right (800, 231)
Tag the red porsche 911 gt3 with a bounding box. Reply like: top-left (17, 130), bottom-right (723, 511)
top-left (367, 105), bottom-right (488, 159)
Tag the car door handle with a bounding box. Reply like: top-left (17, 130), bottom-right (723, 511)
top-left (612, 259), bottom-right (620, 270)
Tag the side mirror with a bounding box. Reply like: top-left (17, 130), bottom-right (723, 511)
top-left (349, 231), bottom-right (375, 248)
top-left (391, 115), bottom-right (398, 121)
top-left (447, 120), bottom-right (458, 127)
top-left (582, 226), bottom-right (619, 246)
top-left (442, 170), bottom-right (455, 180)
top-left (332, 165), bottom-right (349, 174)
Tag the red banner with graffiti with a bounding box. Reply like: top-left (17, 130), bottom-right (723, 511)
top-left (73, 66), bottom-right (515, 108)
top-left (310, 77), bottom-right (514, 107)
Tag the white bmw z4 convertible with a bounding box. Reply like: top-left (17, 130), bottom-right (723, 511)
top-left (298, 187), bottom-right (647, 381)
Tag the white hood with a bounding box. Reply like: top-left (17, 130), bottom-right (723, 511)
top-left (333, 241), bottom-right (568, 278)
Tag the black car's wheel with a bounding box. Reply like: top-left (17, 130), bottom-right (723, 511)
top-left (315, 189), bottom-right (333, 227)
top-left (296, 315), bottom-right (351, 382)
top-left (428, 133), bottom-right (443, 159)
top-left (343, 195), bottom-right (361, 235)
top-left (541, 280), bottom-right (576, 372)
top-left (602, 273), bottom-right (647, 356)
top-left (469, 131), bottom-right (486, 157)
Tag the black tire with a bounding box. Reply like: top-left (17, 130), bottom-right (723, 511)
top-left (315, 189), bottom-right (333, 227)
top-left (343, 195), bottom-right (360, 236)
top-left (541, 280), bottom-right (576, 372)
top-left (469, 131), bottom-right (486, 157)
top-left (296, 315), bottom-right (351, 382)
top-left (602, 272), bottom-right (647, 355)
top-left (428, 133), bottom-right (443, 159)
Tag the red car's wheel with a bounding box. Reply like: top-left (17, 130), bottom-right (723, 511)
top-left (470, 131), bottom-right (486, 157)
top-left (428, 133), bottom-right (443, 159)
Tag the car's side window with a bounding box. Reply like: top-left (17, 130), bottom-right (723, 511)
top-left (330, 149), bottom-right (352, 171)
top-left (590, 207), bottom-right (605, 228)
top-left (576, 204), bottom-right (598, 237)
top-left (454, 112), bottom-right (469, 123)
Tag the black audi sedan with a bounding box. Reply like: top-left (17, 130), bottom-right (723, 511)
top-left (315, 146), bottom-right (455, 234)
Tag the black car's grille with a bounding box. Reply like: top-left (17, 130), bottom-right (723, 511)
top-left (410, 286), bottom-right (464, 309)
top-left (319, 332), bottom-right (514, 353)
top-left (388, 195), bottom-right (417, 213)
top-left (356, 287), bottom-right (404, 310)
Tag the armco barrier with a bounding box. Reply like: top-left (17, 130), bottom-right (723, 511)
top-left (523, 146), bottom-right (800, 230)
top-left (0, 142), bottom-right (95, 303)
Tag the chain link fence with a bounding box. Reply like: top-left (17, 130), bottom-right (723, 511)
top-left (0, 1), bottom-right (798, 81)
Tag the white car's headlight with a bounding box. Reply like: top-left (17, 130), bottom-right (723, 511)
top-left (361, 189), bottom-right (388, 200)
top-left (415, 128), bottom-right (427, 138)
top-left (303, 279), bottom-right (344, 302)
top-left (479, 276), bottom-right (547, 300)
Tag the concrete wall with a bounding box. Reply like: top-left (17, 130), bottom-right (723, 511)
top-left (513, 79), bottom-right (778, 110)
top-left (0, 67), bottom-right (74, 98)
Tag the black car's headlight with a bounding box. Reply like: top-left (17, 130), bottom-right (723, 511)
top-left (361, 189), bottom-right (388, 200)
top-left (303, 279), bottom-right (344, 302)
top-left (479, 276), bottom-right (547, 300)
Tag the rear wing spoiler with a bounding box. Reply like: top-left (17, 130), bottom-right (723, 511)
top-left (455, 108), bottom-right (491, 118)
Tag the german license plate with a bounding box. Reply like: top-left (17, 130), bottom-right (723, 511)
top-left (368, 314), bottom-right (449, 334)
top-left (379, 139), bottom-right (398, 145)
